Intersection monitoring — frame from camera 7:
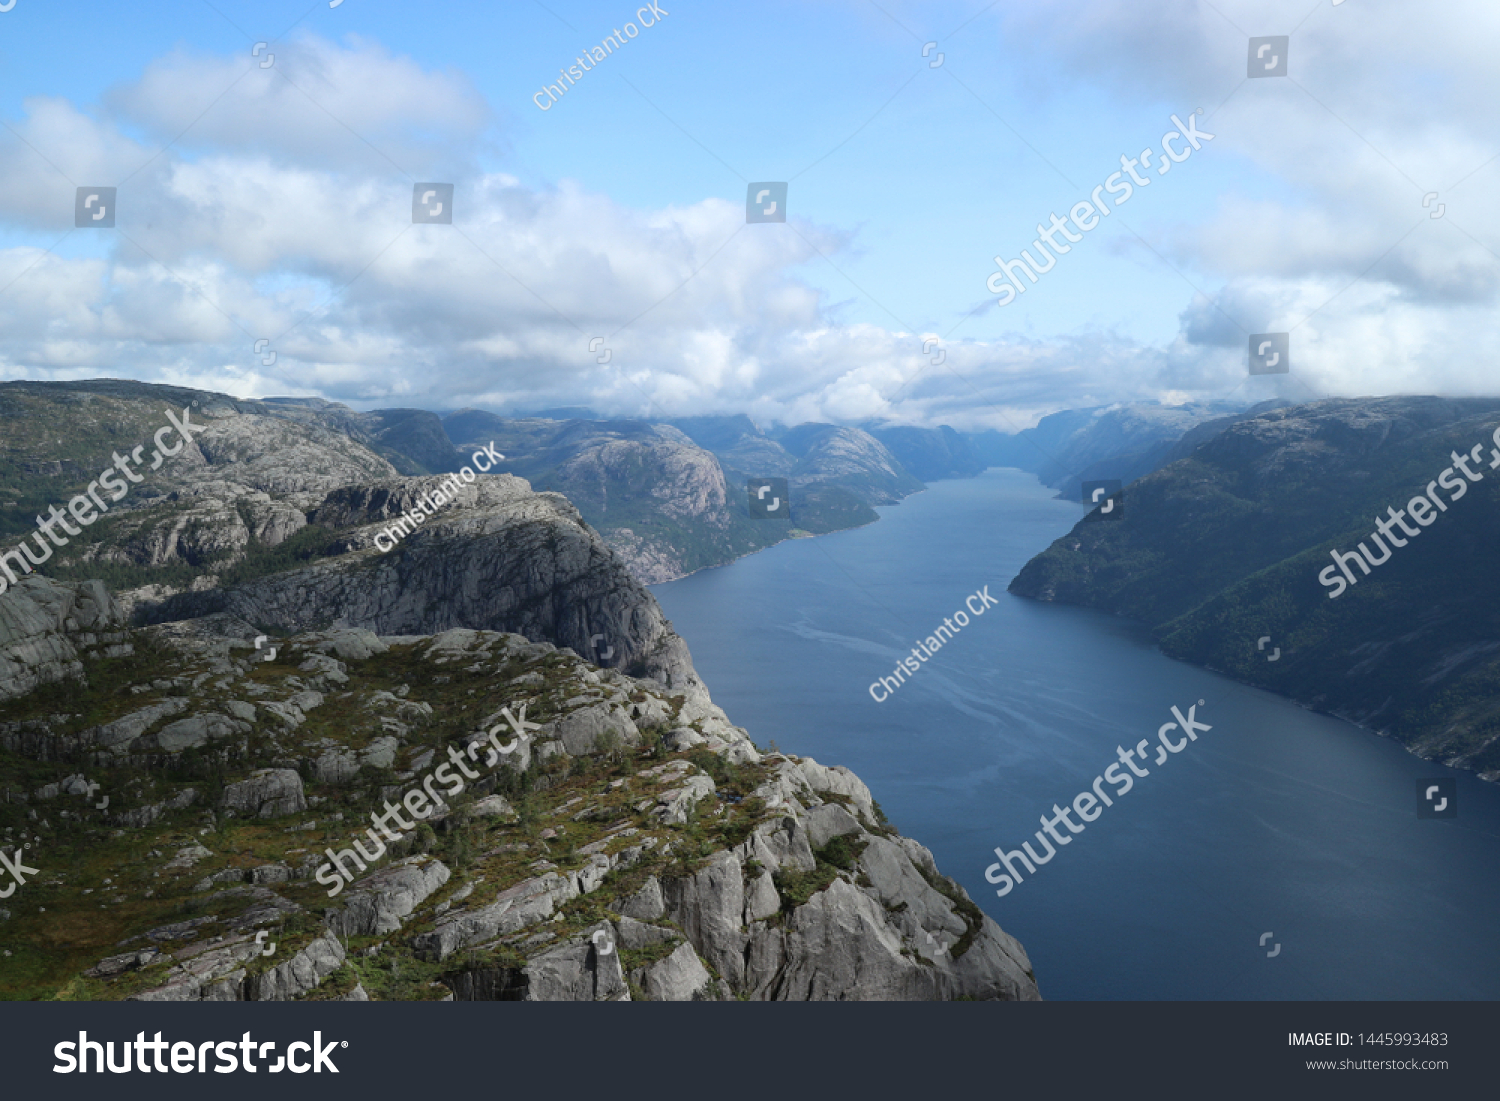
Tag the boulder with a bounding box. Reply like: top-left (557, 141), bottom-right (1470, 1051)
top-left (663, 727), bottom-right (706, 752)
top-left (85, 698), bottom-right (191, 752)
top-left (467, 794), bottom-right (516, 820)
top-left (313, 748), bottom-right (359, 785)
top-left (804, 803), bottom-right (863, 850)
top-left (143, 712), bottom-right (249, 754)
top-left (524, 927), bottom-right (626, 1001)
top-left (327, 857), bottom-right (450, 938)
top-left (615, 876), bottom-right (665, 921)
top-left (652, 774), bottom-right (716, 826)
top-left (412, 872), bottom-right (578, 961)
top-left (220, 769), bottom-right (307, 819)
top-left (636, 941), bottom-right (714, 1001)
top-left (614, 917), bottom-right (677, 950)
top-left (550, 703), bottom-right (640, 756)
top-left (314, 629), bottom-right (388, 662)
top-left (249, 933), bottom-right (346, 1001)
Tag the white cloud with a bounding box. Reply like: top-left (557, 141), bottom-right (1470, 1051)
top-left (2, 10), bottom-right (1499, 436)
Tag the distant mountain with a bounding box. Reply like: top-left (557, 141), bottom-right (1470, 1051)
top-left (667, 415), bottom-right (798, 483)
top-left (768, 423), bottom-right (924, 504)
top-left (861, 424), bottom-right (984, 482)
top-left (665, 415), bottom-right (763, 454)
top-left (441, 411), bottom-right (778, 582)
top-left (0, 383), bottom-right (927, 589)
top-left (965, 400), bottom-right (1255, 500)
top-left (529, 406), bottom-right (602, 421)
top-left (443, 411), bottom-right (922, 581)
top-left (1009, 396), bottom-right (1500, 782)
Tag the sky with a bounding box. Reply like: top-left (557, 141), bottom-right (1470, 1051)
top-left (1, 0), bottom-right (1497, 432)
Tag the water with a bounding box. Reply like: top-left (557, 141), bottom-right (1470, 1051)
top-left (651, 468), bottom-right (1500, 1000)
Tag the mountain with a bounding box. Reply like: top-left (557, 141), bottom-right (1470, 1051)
top-left (1009, 396), bottom-right (1500, 782)
top-left (442, 412), bottom-right (776, 584)
top-left (864, 425), bottom-right (985, 482)
top-left (771, 423), bottom-right (925, 504)
top-left (0, 388), bottom-right (1040, 1001)
top-left (671, 415), bottom-right (926, 503)
top-left (0, 381), bottom-right (930, 588)
top-left (445, 411), bottom-right (928, 582)
top-left (966, 400), bottom-right (1256, 499)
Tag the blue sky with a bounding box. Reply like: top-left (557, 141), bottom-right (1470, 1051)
top-left (2, 0), bottom-right (1497, 429)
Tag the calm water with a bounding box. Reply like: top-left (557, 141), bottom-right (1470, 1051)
top-left (652, 468), bottom-right (1500, 1000)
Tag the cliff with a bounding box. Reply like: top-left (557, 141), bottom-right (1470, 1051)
top-left (0, 389), bottom-right (1039, 1001)
top-left (0, 599), bottom-right (1039, 1002)
top-left (444, 411), bottom-right (920, 582)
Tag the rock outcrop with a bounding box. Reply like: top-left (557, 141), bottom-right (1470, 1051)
top-left (0, 379), bottom-right (1037, 1003)
top-left (140, 473), bottom-right (716, 715)
top-left (0, 618), bottom-right (1039, 1003)
top-left (0, 577), bottom-right (131, 702)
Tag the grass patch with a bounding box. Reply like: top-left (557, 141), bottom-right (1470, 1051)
top-left (915, 864), bottom-right (985, 960)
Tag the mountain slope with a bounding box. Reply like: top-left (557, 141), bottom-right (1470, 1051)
top-left (445, 411), bottom-right (913, 582)
top-left (0, 467), bottom-right (1040, 1002)
top-left (967, 400), bottom-right (1252, 496)
top-left (1009, 396), bottom-right (1500, 779)
top-left (866, 425), bottom-right (985, 482)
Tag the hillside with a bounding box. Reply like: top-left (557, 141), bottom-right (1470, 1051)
top-left (967, 400), bottom-right (1257, 498)
top-left (446, 411), bottom-right (919, 582)
top-left (0, 387), bottom-right (1040, 1001)
top-left (1009, 396), bottom-right (1500, 781)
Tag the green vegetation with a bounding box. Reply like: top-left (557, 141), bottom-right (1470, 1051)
top-left (914, 864), bottom-right (984, 960)
top-left (1009, 402), bottom-right (1500, 776)
top-left (36, 521), bottom-right (344, 596)
top-left (0, 627), bottom-right (796, 1001)
top-left (773, 863), bottom-right (840, 910)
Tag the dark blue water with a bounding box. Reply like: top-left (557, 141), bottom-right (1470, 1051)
top-left (652, 468), bottom-right (1500, 1000)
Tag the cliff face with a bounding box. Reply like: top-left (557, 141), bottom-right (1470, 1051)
top-left (443, 411), bottom-right (915, 582)
top-left (0, 577), bottom-right (132, 703)
top-left (0, 607), bottom-right (1039, 1002)
top-left (1009, 396), bottom-right (1500, 781)
top-left (438, 414), bottom-right (782, 584)
top-left (141, 472), bottom-right (714, 713)
top-left (0, 381), bottom-right (924, 589)
top-left (777, 424), bottom-right (924, 505)
top-left (0, 385), bottom-right (1040, 1002)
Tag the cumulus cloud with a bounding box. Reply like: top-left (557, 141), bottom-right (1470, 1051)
top-left (2, 9), bottom-right (1498, 434)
